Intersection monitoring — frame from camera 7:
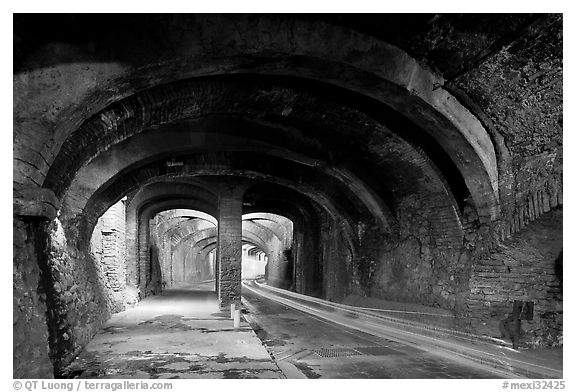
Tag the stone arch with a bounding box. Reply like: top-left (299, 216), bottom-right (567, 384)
top-left (18, 16), bottom-right (498, 224)
top-left (130, 199), bottom-right (218, 295)
top-left (124, 180), bottom-right (218, 288)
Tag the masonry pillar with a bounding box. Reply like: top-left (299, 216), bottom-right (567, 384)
top-left (138, 217), bottom-right (150, 295)
top-left (13, 186), bottom-right (61, 378)
top-left (217, 186), bottom-right (244, 310)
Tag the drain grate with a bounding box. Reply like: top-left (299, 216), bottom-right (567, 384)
top-left (312, 346), bottom-right (405, 358)
top-left (354, 346), bottom-right (403, 356)
top-left (313, 348), bottom-right (362, 358)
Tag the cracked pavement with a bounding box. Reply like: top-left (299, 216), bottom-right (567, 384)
top-left (61, 282), bottom-right (283, 379)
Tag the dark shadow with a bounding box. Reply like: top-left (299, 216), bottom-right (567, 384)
top-left (554, 250), bottom-right (563, 291)
top-left (149, 244), bottom-right (162, 295)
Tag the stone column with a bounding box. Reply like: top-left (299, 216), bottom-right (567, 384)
top-left (217, 186), bottom-right (244, 310)
top-left (13, 186), bottom-right (60, 378)
top-left (138, 216), bottom-right (150, 295)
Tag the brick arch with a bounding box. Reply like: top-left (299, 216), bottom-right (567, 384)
top-left (242, 183), bottom-right (320, 236)
top-left (172, 226), bottom-right (273, 279)
top-left (18, 16), bottom-right (498, 224)
top-left (170, 228), bottom-right (217, 286)
top-left (164, 219), bottom-right (217, 247)
top-left (247, 246), bottom-right (261, 257)
top-left (161, 217), bottom-right (214, 237)
top-left (117, 178), bottom-right (316, 299)
top-left (57, 112), bottom-right (399, 232)
top-left (173, 221), bottom-right (281, 261)
top-left (155, 212), bottom-right (217, 237)
top-left (189, 240), bottom-right (219, 280)
top-left (78, 152), bottom-right (373, 244)
top-left (185, 240), bottom-right (268, 287)
top-left (159, 220), bottom-right (219, 287)
top-left (242, 220), bottom-right (290, 286)
top-left (46, 80), bottom-right (483, 254)
top-left (243, 213), bottom-right (294, 249)
top-left (121, 181), bottom-right (218, 291)
top-left (45, 78), bottom-right (477, 226)
top-left (129, 198), bottom-right (218, 295)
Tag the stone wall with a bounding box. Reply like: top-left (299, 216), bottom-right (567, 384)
top-left (293, 217), bottom-right (322, 297)
top-left (42, 218), bottom-right (110, 374)
top-left (498, 152), bottom-right (563, 241)
top-left (351, 194), bottom-right (475, 314)
top-left (150, 214), bottom-right (172, 288)
top-left (343, 202), bottom-right (562, 347)
top-left (158, 236), bottom-right (172, 286)
top-left (321, 217), bottom-right (354, 303)
top-left (183, 247), bottom-right (214, 282)
top-left (367, 239), bottom-right (471, 312)
top-left (466, 208), bottom-right (563, 346)
top-left (18, 199), bottom-right (130, 375)
top-left (353, 228), bottom-right (473, 315)
top-left (90, 199), bottom-right (128, 311)
top-left (261, 242), bottom-right (290, 290)
top-left (171, 244), bottom-right (187, 284)
top-left (13, 219), bottom-right (54, 378)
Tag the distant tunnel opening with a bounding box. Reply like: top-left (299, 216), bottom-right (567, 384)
top-left (242, 244), bottom-right (267, 280)
top-left (242, 213), bottom-right (294, 289)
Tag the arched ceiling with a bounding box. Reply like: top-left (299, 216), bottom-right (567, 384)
top-left (158, 210), bottom-right (292, 257)
top-left (13, 14), bottom-right (562, 249)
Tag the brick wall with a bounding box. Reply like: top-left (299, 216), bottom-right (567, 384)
top-left (90, 199), bottom-right (128, 311)
top-left (217, 194), bottom-right (243, 307)
top-left (498, 152), bottom-right (563, 242)
top-left (13, 219), bottom-right (54, 378)
top-left (352, 199), bottom-right (472, 313)
top-left (14, 198), bottom-right (130, 375)
top-left (466, 208), bottom-right (562, 346)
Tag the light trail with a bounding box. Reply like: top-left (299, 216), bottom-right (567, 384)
top-left (242, 280), bottom-right (562, 379)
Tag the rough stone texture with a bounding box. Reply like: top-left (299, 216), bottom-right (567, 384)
top-left (217, 189), bottom-right (244, 308)
top-left (13, 219), bottom-right (54, 378)
top-left (12, 15), bottom-right (563, 378)
top-left (291, 213), bottom-right (322, 298)
top-left (14, 16), bottom-right (498, 211)
top-left (354, 228), bottom-right (472, 313)
top-left (59, 283), bottom-right (283, 379)
top-left (501, 152), bottom-right (563, 240)
top-left (452, 15), bottom-right (562, 158)
top-left (90, 199), bottom-right (128, 312)
top-left (167, 227), bottom-right (217, 286)
top-left (318, 215), bottom-right (354, 303)
top-left (124, 188), bottom-right (217, 298)
top-left (13, 187), bottom-right (61, 220)
top-left (42, 218), bottom-right (110, 374)
top-left (466, 208), bottom-right (562, 347)
top-left (169, 239), bottom-right (214, 285)
top-left (349, 192), bottom-right (476, 313)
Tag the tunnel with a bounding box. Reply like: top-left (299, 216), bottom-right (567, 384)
top-left (13, 13), bottom-right (563, 379)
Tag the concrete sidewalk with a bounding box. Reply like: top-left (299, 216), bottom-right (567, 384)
top-left (245, 281), bottom-right (562, 379)
top-left (61, 283), bottom-right (284, 379)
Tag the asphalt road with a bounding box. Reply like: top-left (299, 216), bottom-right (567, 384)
top-left (242, 285), bottom-right (502, 379)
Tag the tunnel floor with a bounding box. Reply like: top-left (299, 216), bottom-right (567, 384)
top-left (60, 281), bottom-right (561, 379)
top-left (242, 287), bottom-right (502, 379)
top-left (61, 282), bottom-right (284, 379)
